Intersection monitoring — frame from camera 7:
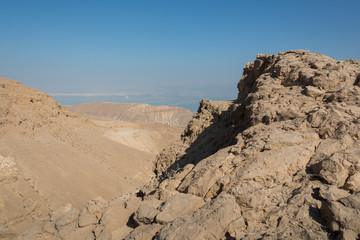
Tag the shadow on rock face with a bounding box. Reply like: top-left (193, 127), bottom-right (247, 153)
top-left (160, 99), bottom-right (249, 177)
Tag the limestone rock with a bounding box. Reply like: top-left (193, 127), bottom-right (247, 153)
top-left (155, 193), bottom-right (205, 224)
top-left (226, 217), bottom-right (246, 239)
top-left (55, 208), bottom-right (80, 229)
top-left (78, 208), bottom-right (99, 227)
top-left (86, 196), bottom-right (108, 219)
top-left (337, 229), bottom-right (358, 240)
top-left (100, 194), bottom-right (142, 238)
top-left (100, 204), bottom-right (132, 232)
top-left (156, 194), bottom-right (241, 239)
top-left (96, 228), bottom-right (112, 240)
top-left (319, 185), bottom-right (350, 201)
top-left (305, 85), bottom-right (324, 99)
top-left (344, 172), bottom-right (360, 191)
top-left (124, 224), bottom-right (163, 240)
top-left (322, 199), bottom-right (360, 234)
top-left (50, 203), bottom-right (73, 222)
top-left (58, 225), bottom-right (95, 240)
top-left (133, 199), bottom-right (162, 225)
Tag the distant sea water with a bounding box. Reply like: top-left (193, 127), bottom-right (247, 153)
top-left (51, 94), bottom-right (205, 112)
top-left (50, 86), bottom-right (238, 113)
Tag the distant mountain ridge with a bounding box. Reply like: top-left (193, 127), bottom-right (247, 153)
top-left (66, 102), bottom-right (193, 126)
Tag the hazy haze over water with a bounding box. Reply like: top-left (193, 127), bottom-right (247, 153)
top-left (51, 83), bottom-right (236, 112)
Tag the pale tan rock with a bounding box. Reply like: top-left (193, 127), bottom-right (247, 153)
top-left (322, 199), bottom-right (360, 233)
top-left (177, 148), bottom-right (234, 197)
top-left (12, 224), bottom-right (44, 240)
top-left (156, 194), bottom-right (241, 239)
top-left (96, 228), bottom-right (112, 240)
top-left (319, 185), bottom-right (350, 201)
top-left (226, 217), bottom-right (246, 239)
top-left (100, 206), bottom-right (132, 232)
top-left (42, 221), bottom-right (57, 235)
top-left (124, 224), bottom-right (163, 240)
top-left (101, 195), bottom-right (141, 232)
top-left (337, 229), bottom-right (358, 240)
top-left (344, 172), bottom-right (360, 191)
top-left (78, 210), bottom-right (99, 227)
top-left (58, 224), bottom-right (95, 240)
top-left (339, 193), bottom-right (360, 209)
top-left (49, 203), bottom-right (72, 222)
top-left (111, 226), bottom-right (134, 239)
top-left (133, 199), bottom-right (162, 225)
top-left (93, 225), bottom-right (105, 238)
top-left (155, 193), bottom-right (205, 224)
top-left (55, 208), bottom-right (80, 229)
top-left (86, 196), bottom-right (108, 219)
top-left (56, 221), bottom-right (78, 239)
top-left (230, 181), bottom-right (289, 210)
top-left (319, 153), bottom-right (351, 187)
top-left (305, 86), bottom-right (323, 98)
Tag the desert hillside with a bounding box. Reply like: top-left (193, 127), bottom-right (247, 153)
top-left (10, 50), bottom-right (360, 240)
top-left (0, 78), bottom-right (183, 237)
top-left (66, 102), bottom-right (193, 126)
top-left (89, 120), bottom-right (184, 154)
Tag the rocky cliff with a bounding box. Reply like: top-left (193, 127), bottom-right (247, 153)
top-left (14, 50), bottom-right (360, 240)
top-left (66, 102), bottom-right (193, 127)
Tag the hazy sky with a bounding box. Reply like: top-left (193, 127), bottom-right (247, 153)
top-left (1, 0), bottom-right (359, 106)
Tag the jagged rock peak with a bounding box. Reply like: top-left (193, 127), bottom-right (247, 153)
top-left (238, 49), bottom-right (360, 99)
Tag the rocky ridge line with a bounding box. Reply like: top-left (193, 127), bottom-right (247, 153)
top-left (15, 50), bottom-right (360, 240)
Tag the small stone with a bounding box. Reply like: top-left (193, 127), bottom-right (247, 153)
top-left (344, 172), bottom-right (360, 191)
top-left (226, 217), bottom-right (246, 238)
top-left (97, 229), bottom-right (112, 240)
top-left (87, 197), bottom-right (108, 218)
top-left (337, 229), bottom-right (358, 240)
top-left (50, 203), bottom-right (72, 222)
top-left (55, 208), bottom-right (80, 229)
top-left (78, 213), bottom-right (98, 227)
top-left (155, 193), bottom-right (205, 224)
top-left (305, 86), bottom-right (323, 98)
top-left (133, 200), bottom-right (162, 225)
top-left (319, 185), bottom-right (350, 201)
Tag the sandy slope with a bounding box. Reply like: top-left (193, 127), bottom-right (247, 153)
top-left (0, 77), bottom-right (183, 234)
top-left (66, 102), bottom-right (193, 126)
top-left (91, 119), bottom-right (183, 154)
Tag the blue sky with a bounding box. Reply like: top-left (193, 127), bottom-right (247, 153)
top-left (0, 0), bottom-right (359, 110)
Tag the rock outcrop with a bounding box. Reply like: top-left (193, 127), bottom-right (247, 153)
top-left (66, 102), bottom-right (193, 126)
top-left (15, 50), bottom-right (360, 240)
